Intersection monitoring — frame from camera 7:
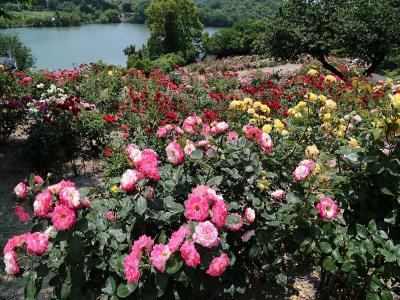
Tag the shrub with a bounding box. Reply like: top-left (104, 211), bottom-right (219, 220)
top-left (0, 33), bottom-right (35, 70)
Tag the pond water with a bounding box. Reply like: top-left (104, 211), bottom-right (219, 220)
top-left (0, 23), bottom-right (220, 70)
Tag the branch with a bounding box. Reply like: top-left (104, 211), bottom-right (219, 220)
top-left (316, 54), bottom-right (345, 79)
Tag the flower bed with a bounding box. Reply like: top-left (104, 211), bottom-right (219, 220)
top-left (2, 60), bottom-right (400, 299)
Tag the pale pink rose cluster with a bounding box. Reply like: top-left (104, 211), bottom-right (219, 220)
top-left (242, 125), bottom-right (274, 154)
top-left (316, 197), bottom-right (340, 220)
top-left (210, 122), bottom-right (229, 135)
top-left (292, 159), bottom-right (316, 182)
top-left (156, 124), bottom-right (184, 138)
top-left (122, 145), bottom-right (161, 192)
top-left (166, 141), bottom-right (185, 165)
top-left (271, 189), bottom-right (285, 200)
top-left (3, 230), bottom-right (50, 275)
top-left (6, 178), bottom-right (90, 275)
top-left (182, 115), bottom-right (203, 133)
top-left (12, 179), bottom-right (89, 232)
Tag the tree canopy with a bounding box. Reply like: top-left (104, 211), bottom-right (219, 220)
top-left (145, 0), bottom-right (203, 62)
top-left (255, 0), bottom-right (400, 78)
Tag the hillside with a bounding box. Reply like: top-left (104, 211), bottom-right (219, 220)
top-left (0, 0), bottom-right (280, 27)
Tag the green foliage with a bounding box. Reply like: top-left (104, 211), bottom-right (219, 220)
top-left (204, 19), bottom-right (266, 57)
top-left (128, 0), bottom-right (280, 27)
top-left (128, 52), bottom-right (185, 74)
top-left (196, 0), bottom-right (279, 27)
top-left (0, 33), bottom-right (35, 70)
top-left (145, 0), bottom-right (203, 62)
top-left (255, 0), bottom-right (400, 77)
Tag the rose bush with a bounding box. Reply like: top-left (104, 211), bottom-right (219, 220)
top-left (2, 58), bottom-right (400, 299)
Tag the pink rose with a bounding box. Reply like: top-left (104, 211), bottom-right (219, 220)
top-left (245, 208), bottom-right (255, 224)
top-left (180, 241), bottom-right (200, 268)
top-left (120, 169), bottom-right (143, 192)
top-left (26, 232), bottom-right (49, 255)
top-left (271, 189), bottom-right (285, 200)
top-left (33, 190), bottom-right (52, 217)
top-left (193, 221), bottom-right (219, 248)
top-left (206, 253), bottom-right (230, 277)
top-left (14, 182), bottom-right (27, 199)
top-left (316, 197), bottom-right (339, 220)
top-left (185, 194), bottom-right (209, 221)
top-left (166, 141), bottom-right (185, 165)
top-left (59, 187), bottom-right (81, 209)
top-left (150, 244), bottom-right (171, 272)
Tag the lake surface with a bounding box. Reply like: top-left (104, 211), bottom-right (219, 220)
top-left (0, 23), bottom-right (221, 70)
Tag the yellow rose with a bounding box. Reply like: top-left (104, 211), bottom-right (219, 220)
top-left (253, 101), bottom-right (262, 109)
top-left (281, 130), bottom-right (289, 136)
top-left (257, 179), bottom-right (270, 191)
top-left (247, 108), bottom-right (256, 114)
top-left (108, 70), bottom-right (114, 76)
top-left (111, 185), bottom-right (119, 193)
top-left (313, 163), bottom-right (321, 174)
top-left (307, 93), bottom-right (318, 103)
top-left (262, 124), bottom-right (272, 133)
top-left (318, 95), bottom-right (327, 102)
top-left (0, 64), bottom-right (4, 72)
top-left (305, 145), bottom-right (319, 158)
top-left (257, 183), bottom-right (266, 191)
top-left (325, 99), bottom-right (337, 111)
top-left (288, 108), bottom-right (297, 116)
top-left (260, 104), bottom-right (270, 114)
top-left (390, 94), bottom-right (400, 109)
top-left (322, 113), bottom-right (332, 122)
top-left (324, 75), bottom-right (337, 83)
top-left (348, 138), bottom-right (359, 149)
top-left (307, 69), bottom-right (318, 76)
top-left (230, 100), bottom-right (238, 109)
top-left (296, 101), bottom-right (307, 110)
top-left (337, 130), bottom-right (345, 138)
top-left (253, 113), bottom-right (260, 119)
top-left (294, 112), bottom-right (303, 119)
top-left (249, 119), bottom-right (257, 124)
top-left (244, 98), bottom-right (254, 106)
top-left (273, 119), bottom-right (285, 131)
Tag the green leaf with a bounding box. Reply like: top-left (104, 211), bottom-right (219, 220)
top-left (135, 196), bottom-right (147, 215)
top-left (381, 187), bottom-right (395, 196)
top-left (116, 283), bottom-right (137, 298)
top-left (322, 256), bottom-right (336, 273)
top-left (319, 242), bottom-right (332, 254)
top-left (275, 273), bottom-right (287, 286)
top-left (368, 220), bottom-right (377, 232)
top-left (164, 196), bottom-right (184, 213)
top-left (165, 255), bottom-right (183, 275)
top-left (60, 283), bottom-right (71, 300)
top-left (206, 176), bottom-right (224, 186)
top-left (24, 271), bottom-right (42, 300)
top-left (380, 249), bottom-right (396, 262)
top-left (356, 224), bottom-right (369, 239)
top-left (225, 213), bottom-right (241, 228)
top-left (364, 240), bottom-right (375, 255)
top-left (102, 276), bottom-right (117, 295)
top-left (341, 261), bottom-right (353, 272)
top-left (366, 292), bottom-right (380, 300)
top-left (380, 289), bottom-right (393, 300)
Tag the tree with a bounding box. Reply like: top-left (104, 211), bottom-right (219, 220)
top-left (145, 0), bottom-right (203, 62)
top-left (0, 0), bottom-right (36, 19)
top-left (0, 33), bottom-right (35, 70)
top-left (256, 0), bottom-right (400, 78)
top-left (205, 19), bottom-right (267, 57)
